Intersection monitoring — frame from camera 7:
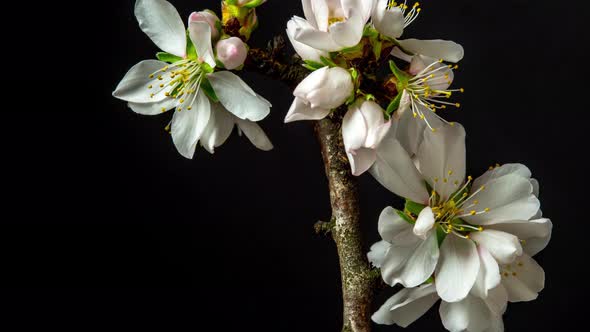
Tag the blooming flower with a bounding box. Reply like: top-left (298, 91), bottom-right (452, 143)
top-left (368, 123), bottom-right (550, 303)
top-left (113, 0), bottom-right (272, 158)
top-left (342, 100), bottom-right (391, 175)
top-left (288, 0), bottom-right (375, 52)
top-left (387, 53), bottom-right (463, 154)
top-left (284, 66), bottom-right (354, 123)
top-left (372, 0), bottom-right (464, 62)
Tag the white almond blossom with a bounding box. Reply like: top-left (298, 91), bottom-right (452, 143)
top-left (284, 66), bottom-right (354, 123)
top-left (188, 10), bottom-right (221, 41)
top-left (288, 0), bottom-right (375, 52)
top-left (113, 0), bottom-right (272, 158)
top-left (342, 100), bottom-right (391, 175)
top-left (368, 122), bottom-right (550, 303)
top-left (387, 53), bottom-right (463, 155)
top-left (372, 0), bottom-right (464, 62)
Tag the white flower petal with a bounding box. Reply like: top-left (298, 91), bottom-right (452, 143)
top-left (128, 98), bottom-right (177, 116)
top-left (200, 103), bottom-right (235, 154)
top-left (329, 8), bottom-right (364, 48)
top-left (189, 21), bottom-right (216, 68)
top-left (436, 235), bottom-right (480, 303)
top-left (414, 206), bottom-right (435, 239)
top-left (235, 118), bottom-right (273, 151)
top-left (463, 174), bottom-right (540, 225)
top-left (487, 218), bottom-right (552, 257)
top-left (301, 0), bottom-right (318, 28)
top-left (473, 163), bottom-right (532, 189)
top-left (470, 229), bottom-right (523, 265)
top-left (471, 245), bottom-right (501, 299)
top-left (531, 178), bottom-right (540, 197)
top-left (370, 138), bottom-right (430, 204)
top-left (485, 285), bottom-right (508, 317)
top-left (286, 18), bottom-right (327, 62)
top-left (342, 104), bottom-right (369, 152)
top-left (208, 71), bottom-right (271, 122)
top-left (170, 91), bottom-right (211, 159)
top-left (368, 240), bottom-right (390, 268)
top-left (398, 39), bottom-right (464, 63)
top-left (439, 294), bottom-right (492, 332)
top-left (417, 123), bottom-right (466, 202)
top-left (372, 284), bottom-right (439, 327)
top-left (293, 25), bottom-right (342, 52)
top-left (372, 0), bottom-right (404, 38)
top-left (378, 207), bottom-right (414, 244)
top-left (347, 149), bottom-right (377, 176)
top-left (284, 97), bottom-right (331, 123)
top-left (134, 0), bottom-right (187, 57)
top-left (381, 230), bottom-right (439, 288)
top-left (501, 254), bottom-right (544, 302)
top-left (113, 60), bottom-right (171, 103)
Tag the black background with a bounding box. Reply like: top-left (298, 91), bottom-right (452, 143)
top-left (3, 0), bottom-right (588, 330)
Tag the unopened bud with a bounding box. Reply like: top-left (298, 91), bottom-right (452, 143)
top-left (216, 37), bottom-right (248, 70)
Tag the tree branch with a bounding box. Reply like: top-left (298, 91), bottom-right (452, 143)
top-left (245, 44), bottom-right (379, 331)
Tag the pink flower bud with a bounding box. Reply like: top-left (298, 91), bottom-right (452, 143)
top-left (188, 10), bottom-right (220, 41)
top-left (216, 37), bottom-right (248, 70)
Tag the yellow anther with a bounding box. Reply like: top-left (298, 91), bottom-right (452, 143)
top-left (470, 210), bottom-right (476, 216)
top-left (158, 76), bottom-right (163, 80)
top-left (150, 93), bottom-right (154, 98)
top-left (504, 272), bottom-right (509, 277)
top-left (460, 88), bottom-right (465, 93)
top-left (448, 170), bottom-right (453, 175)
top-left (165, 92), bottom-right (170, 97)
top-left (454, 180), bottom-right (459, 185)
top-left (484, 208), bottom-right (490, 212)
top-left (517, 262), bottom-right (523, 267)
top-left (179, 99), bottom-right (185, 103)
top-left (455, 103), bottom-right (461, 108)
top-left (478, 226), bottom-right (483, 232)
top-left (148, 85), bottom-right (153, 89)
top-left (434, 177), bottom-right (439, 183)
top-left (495, 163), bottom-right (500, 168)
top-left (468, 176), bottom-right (473, 181)
top-left (149, 74), bottom-right (154, 79)
top-left (512, 272), bottom-right (517, 276)
top-left (159, 84), bottom-right (164, 88)
top-left (443, 178), bottom-right (448, 183)
top-left (431, 128), bottom-right (437, 132)
top-left (161, 107), bottom-right (166, 113)
top-left (473, 200), bottom-right (479, 205)
top-left (462, 193), bottom-right (468, 197)
top-left (480, 185), bottom-right (486, 190)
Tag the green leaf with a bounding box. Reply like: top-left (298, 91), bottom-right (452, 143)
top-left (386, 93), bottom-right (402, 115)
top-left (395, 209), bottom-right (415, 225)
top-left (201, 78), bottom-right (219, 102)
top-left (156, 52), bottom-right (183, 64)
top-left (405, 200), bottom-right (426, 216)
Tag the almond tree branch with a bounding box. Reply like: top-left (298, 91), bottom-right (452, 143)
top-left (245, 39), bottom-right (379, 332)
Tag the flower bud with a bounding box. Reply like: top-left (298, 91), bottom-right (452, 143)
top-left (188, 10), bottom-right (221, 41)
top-left (216, 37), bottom-right (248, 70)
top-left (285, 67), bottom-right (354, 123)
top-left (342, 100), bottom-right (391, 176)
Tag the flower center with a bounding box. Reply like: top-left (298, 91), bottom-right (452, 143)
top-left (428, 174), bottom-right (489, 239)
top-left (405, 60), bottom-right (464, 131)
top-left (147, 59), bottom-right (209, 112)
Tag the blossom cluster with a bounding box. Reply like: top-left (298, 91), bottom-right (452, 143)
top-left (113, 1), bottom-right (552, 330)
top-left (286, 0), bottom-right (552, 331)
top-left (113, 0), bottom-right (272, 159)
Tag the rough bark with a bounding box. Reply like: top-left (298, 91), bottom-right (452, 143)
top-left (314, 109), bottom-right (378, 332)
top-left (246, 43), bottom-right (378, 332)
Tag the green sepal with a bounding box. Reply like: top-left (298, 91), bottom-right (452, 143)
top-left (371, 39), bottom-right (383, 61)
top-left (186, 32), bottom-right (197, 60)
top-left (201, 62), bottom-right (215, 74)
top-left (395, 209), bottom-right (415, 225)
top-left (303, 60), bottom-right (325, 71)
top-left (423, 276), bottom-right (434, 284)
top-left (156, 52), bottom-right (183, 64)
top-left (363, 25), bottom-right (379, 38)
top-left (386, 92), bottom-right (402, 115)
top-left (243, 0), bottom-right (266, 9)
top-left (320, 56), bottom-right (337, 68)
top-left (201, 78), bottom-right (219, 102)
top-left (389, 60), bottom-right (410, 87)
top-left (405, 200), bottom-right (426, 216)
top-left (436, 226), bottom-right (447, 246)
